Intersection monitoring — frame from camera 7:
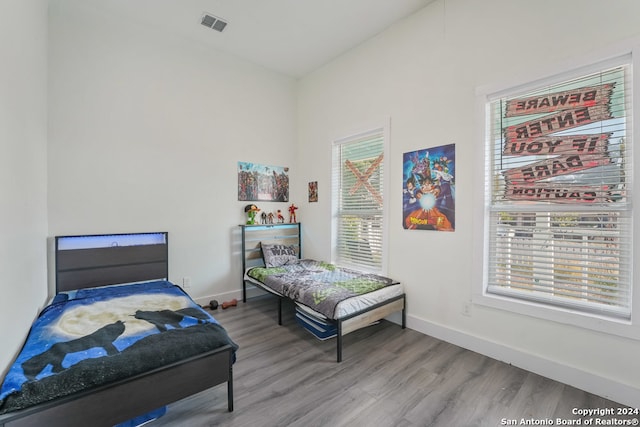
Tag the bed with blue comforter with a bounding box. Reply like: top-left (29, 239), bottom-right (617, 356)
top-left (0, 280), bottom-right (237, 421)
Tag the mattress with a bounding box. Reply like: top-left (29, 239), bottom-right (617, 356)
top-left (295, 307), bottom-right (337, 340)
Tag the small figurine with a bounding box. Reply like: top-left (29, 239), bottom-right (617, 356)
top-left (288, 203), bottom-right (298, 223)
top-left (267, 212), bottom-right (275, 224)
top-left (244, 204), bottom-right (260, 225)
top-left (260, 211), bottom-right (267, 224)
top-left (277, 209), bottom-right (285, 223)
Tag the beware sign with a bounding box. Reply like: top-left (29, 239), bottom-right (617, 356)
top-left (505, 83), bottom-right (614, 117)
top-left (497, 80), bottom-right (622, 204)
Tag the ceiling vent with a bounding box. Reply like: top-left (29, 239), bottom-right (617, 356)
top-left (201, 13), bottom-right (228, 32)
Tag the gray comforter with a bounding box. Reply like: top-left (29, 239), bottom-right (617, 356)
top-left (247, 259), bottom-right (398, 318)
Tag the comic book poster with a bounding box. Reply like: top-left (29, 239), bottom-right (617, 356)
top-left (308, 181), bottom-right (318, 202)
top-left (402, 144), bottom-right (455, 231)
top-left (237, 161), bottom-right (289, 202)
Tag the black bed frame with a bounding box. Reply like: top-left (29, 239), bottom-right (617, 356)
top-left (0, 232), bottom-right (234, 427)
top-left (240, 223), bottom-right (406, 363)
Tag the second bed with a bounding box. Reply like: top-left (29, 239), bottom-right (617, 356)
top-left (240, 223), bottom-right (405, 362)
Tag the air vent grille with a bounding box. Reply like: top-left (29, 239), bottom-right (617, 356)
top-left (201, 13), bottom-right (228, 32)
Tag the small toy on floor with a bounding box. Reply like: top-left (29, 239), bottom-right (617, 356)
top-left (221, 299), bottom-right (238, 309)
top-left (202, 300), bottom-right (219, 310)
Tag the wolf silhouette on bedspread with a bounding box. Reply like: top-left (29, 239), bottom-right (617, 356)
top-left (21, 320), bottom-right (126, 380)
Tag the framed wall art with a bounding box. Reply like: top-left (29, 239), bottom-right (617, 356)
top-left (237, 161), bottom-right (289, 202)
top-left (308, 181), bottom-right (318, 202)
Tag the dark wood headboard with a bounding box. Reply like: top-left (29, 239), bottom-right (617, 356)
top-left (55, 232), bottom-right (169, 293)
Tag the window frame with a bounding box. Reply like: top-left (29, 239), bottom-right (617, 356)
top-left (473, 47), bottom-right (640, 340)
top-left (331, 119), bottom-right (390, 275)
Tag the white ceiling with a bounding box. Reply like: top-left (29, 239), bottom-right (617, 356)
top-left (74, 0), bottom-right (436, 78)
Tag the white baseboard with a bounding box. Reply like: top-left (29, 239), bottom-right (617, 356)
top-left (407, 314), bottom-right (639, 407)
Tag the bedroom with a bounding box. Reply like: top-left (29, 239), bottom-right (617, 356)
top-left (1, 0), bottom-right (639, 424)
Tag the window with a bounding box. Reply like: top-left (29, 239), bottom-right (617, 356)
top-left (332, 125), bottom-right (389, 273)
top-left (483, 57), bottom-right (632, 320)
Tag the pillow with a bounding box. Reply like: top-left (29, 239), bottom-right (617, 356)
top-left (261, 243), bottom-right (299, 267)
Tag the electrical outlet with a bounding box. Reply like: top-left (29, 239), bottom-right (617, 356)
top-left (183, 277), bottom-right (191, 289)
top-left (462, 302), bottom-right (472, 317)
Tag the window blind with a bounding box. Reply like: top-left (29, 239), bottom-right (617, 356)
top-left (485, 60), bottom-right (632, 319)
top-left (332, 130), bottom-right (385, 272)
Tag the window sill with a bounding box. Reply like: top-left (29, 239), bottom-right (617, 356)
top-left (472, 290), bottom-right (639, 340)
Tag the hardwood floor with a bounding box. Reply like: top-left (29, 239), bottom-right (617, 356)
top-left (150, 295), bottom-right (627, 427)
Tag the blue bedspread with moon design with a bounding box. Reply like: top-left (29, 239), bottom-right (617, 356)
top-left (0, 280), bottom-right (237, 414)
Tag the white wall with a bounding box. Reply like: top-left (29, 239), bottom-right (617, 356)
top-left (0, 0), bottom-right (49, 373)
top-left (297, 0), bottom-right (640, 406)
top-left (47, 1), bottom-right (298, 302)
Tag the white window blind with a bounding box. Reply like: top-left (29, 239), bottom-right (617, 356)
top-left (332, 129), bottom-right (385, 272)
top-left (485, 59), bottom-right (632, 320)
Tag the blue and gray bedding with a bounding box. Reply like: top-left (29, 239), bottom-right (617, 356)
top-left (247, 259), bottom-right (399, 319)
top-left (0, 280), bottom-right (238, 415)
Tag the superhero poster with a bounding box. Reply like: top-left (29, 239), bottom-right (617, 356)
top-left (238, 161), bottom-right (289, 202)
top-left (402, 144), bottom-right (455, 231)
